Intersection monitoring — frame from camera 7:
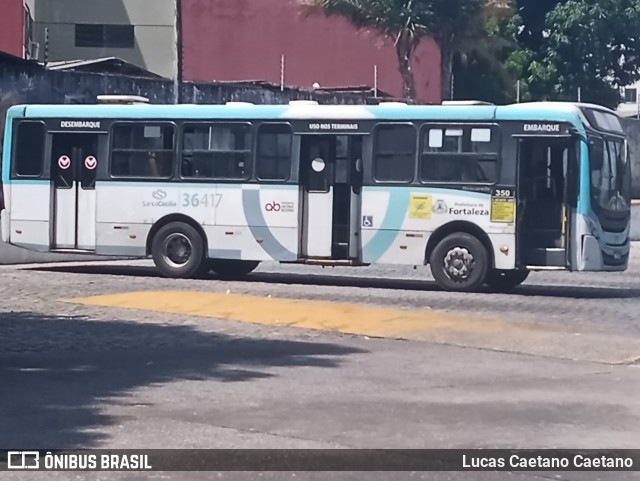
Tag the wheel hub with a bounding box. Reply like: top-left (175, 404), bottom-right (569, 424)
top-left (163, 233), bottom-right (192, 267)
top-left (443, 247), bottom-right (474, 282)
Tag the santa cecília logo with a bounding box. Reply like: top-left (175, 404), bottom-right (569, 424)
top-left (143, 189), bottom-right (176, 207)
top-left (152, 189), bottom-right (167, 200)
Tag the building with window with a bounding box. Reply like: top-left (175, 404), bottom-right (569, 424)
top-left (30, 0), bottom-right (177, 78)
top-left (0, 0), bottom-right (36, 59)
top-left (623, 85), bottom-right (638, 104)
top-left (7, 0), bottom-right (440, 102)
top-left (618, 81), bottom-right (640, 118)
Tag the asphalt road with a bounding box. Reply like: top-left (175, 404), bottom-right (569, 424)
top-left (2, 252), bottom-right (640, 481)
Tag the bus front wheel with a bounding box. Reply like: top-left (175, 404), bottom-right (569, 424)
top-left (208, 259), bottom-right (260, 278)
top-left (485, 269), bottom-right (529, 290)
top-left (429, 233), bottom-right (488, 292)
top-left (151, 222), bottom-right (208, 278)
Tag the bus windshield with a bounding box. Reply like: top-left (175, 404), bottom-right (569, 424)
top-left (589, 136), bottom-right (631, 215)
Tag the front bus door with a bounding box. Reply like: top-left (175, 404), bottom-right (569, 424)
top-left (517, 135), bottom-right (577, 268)
top-left (300, 135), bottom-right (364, 260)
top-left (51, 133), bottom-right (99, 250)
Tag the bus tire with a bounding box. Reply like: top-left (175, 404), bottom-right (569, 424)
top-left (209, 259), bottom-right (260, 278)
top-left (429, 233), bottom-right (488, 292)
top-left (485, 269), bottom-right (529, 290)
top-left (151, 222), bottom-right (207, 279)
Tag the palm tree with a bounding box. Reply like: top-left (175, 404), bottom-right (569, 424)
top-left (303, 0), bottom-right (484, 101)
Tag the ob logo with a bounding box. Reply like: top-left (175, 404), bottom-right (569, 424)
top-left (265, 201), bottom-right (281, 212)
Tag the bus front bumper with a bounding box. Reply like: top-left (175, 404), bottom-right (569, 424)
top-left (580, 234), bottom-right (630, 271)
top-left (1, 209), bottom-right (9, 243)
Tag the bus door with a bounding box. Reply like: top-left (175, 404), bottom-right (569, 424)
top-left (299, 135), bottom-right (364, 260)
top-left (517, 136), bottom-right (576, 268)
top-left (51, 133), bottom-right (99, 250)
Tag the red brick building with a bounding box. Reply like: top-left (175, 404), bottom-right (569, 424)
top-left (0, 0), bottom-right (34, 59)
top-left (180, 0), bottom-right (441, 103)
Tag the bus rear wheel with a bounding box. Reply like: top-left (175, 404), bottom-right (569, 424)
top-left (208, 259), bottom-right (260, 278)
top-left (151, 222), bottom-right (208, 278)
top-left (429, 233), bottom-right (488, 292)
top-left (485, 269), bottom-right (529, 290)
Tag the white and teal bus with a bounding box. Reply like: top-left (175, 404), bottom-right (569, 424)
top-left (0, 99), bottom-right (631, 292)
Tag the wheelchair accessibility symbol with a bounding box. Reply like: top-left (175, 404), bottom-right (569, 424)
top-left (362, 215), bottom-right (373, 227)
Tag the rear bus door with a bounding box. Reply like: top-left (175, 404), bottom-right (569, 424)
top-left (51, 133), bottom-right (99, 250)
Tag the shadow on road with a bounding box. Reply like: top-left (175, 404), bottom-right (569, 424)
top-left (29, 264), bottom-right (640, 299)
top-left (0, 311), bottom-right (365, 449)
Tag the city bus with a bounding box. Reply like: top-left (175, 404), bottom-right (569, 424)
top-left (0, 99), bottom-right (631, 292)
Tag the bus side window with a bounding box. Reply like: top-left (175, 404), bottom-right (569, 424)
top-left (182, 123), bottom-right (252, 180)
top-left (373, 124), bottom-right (416, 182)
top-left (14, 121), bottom-right (46, 177)
top-left (420, 125), bottom-right (498, 184)
top-left (256, 124), bottom-right (292, 181)
top-left (110, 124), bottom-right (174, 178)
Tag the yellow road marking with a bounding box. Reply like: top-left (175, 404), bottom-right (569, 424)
top-left (66, 290), bottom-right (640, 363)
top-left (66, 290), bottom-right (531, 338)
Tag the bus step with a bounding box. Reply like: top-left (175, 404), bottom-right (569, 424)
top-left (304, 258), bottom-right (356, 266)
top-left (522, 247), bottom-right (566, 267)
top-left (51, 248), bottom-right (95, 253)
top-left (525, 265), bottom-right (566, 271)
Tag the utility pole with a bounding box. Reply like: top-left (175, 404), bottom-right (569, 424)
top-left (174, 0), bottom-right (183, 104)
top-left (373, 65), bottom-right (378, 98)
top-left (44, 27), bottom-right (49, 67)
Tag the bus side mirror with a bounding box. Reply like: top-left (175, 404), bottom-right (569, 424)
top-left (589, 138), bottom-right (604, 171)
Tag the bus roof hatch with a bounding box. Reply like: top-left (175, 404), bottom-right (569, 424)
top-left (97, 95), bottom-right (150, 105)
top-left (442, 100), bottom-right (495, 106)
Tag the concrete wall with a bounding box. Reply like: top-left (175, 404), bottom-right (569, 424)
top-left (181, 0), bottom-right (441, 103)
top-left (0, 60), bottom-right (378, 107)
top-left (32, 0), bottom-right (178, 78)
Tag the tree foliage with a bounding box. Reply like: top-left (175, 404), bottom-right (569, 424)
top-left (306, 0), bottom-right (640, 106)
top-left (453, 0), bottom-right (517, 103)
top-left (304, 0), bottom-right (483, 101)
top-left (455, 0), bottom-right (640, 108)
top-left (515, 0), bottom-right (565, 50)
top-left (543, 0), bottom-right (640, 106)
